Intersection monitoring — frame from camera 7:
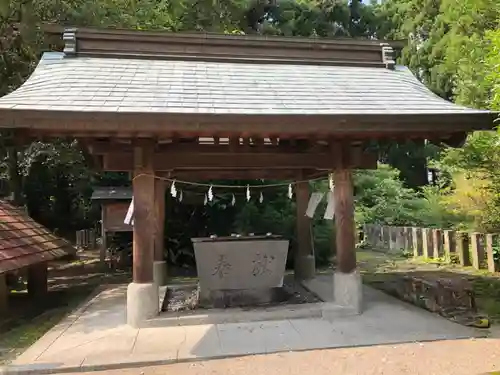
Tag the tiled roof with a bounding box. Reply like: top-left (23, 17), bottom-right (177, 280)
top-left (0, 52), bottom-right (490, 116)
top-left (0, 200), bottom-right (73, 274)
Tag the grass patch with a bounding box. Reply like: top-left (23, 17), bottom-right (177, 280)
top-left (0, 284), bottom-right (98, 365)
top-left (0, 290), bottom-right (92, 365)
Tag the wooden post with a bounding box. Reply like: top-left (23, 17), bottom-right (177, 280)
top-left (375, 225), bottom-right (384, 249)
top-left (470, 232), bottom-right (485, 270)
top-left (457, 232), bottom-right (471, 266)
top-left (412, 227), bottom-right (422, 258)
top-left (443, 230), bottom-right (456, 263)
top-left (0, 273), bottom-right (8, 315)
top-left (295, 179), bottom-right (315, 280)
top-left (27, 262), bottom-right (48, 298)
top-left (422, 228), bottom-right (432, 258)
top-left (388, 227), bottom-right (397, 252)
top-left (153, 178), bottom-right (168, 286)
top-left (132, 141), bottom-right (155, 284)
top-left (89, 230), bottom-right (96, 249)
top-left (382, 226), bottom-right (390, 250)
top-left (432, 229), bottom-right (443, 258)
top-left (402, 227), bottom-right (410, 250)
top-left (126, 140), bottom-right (160, 326)
top-left (100, 205), bottom-right (107, 266)
top-left (334, 169), bottom-right (356, 274)
top-left (154, 179), bottom-right (166, 262)
top-left (485, 234), bottom-right (498, 273)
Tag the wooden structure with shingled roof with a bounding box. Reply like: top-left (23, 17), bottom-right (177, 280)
top-left (91, 186), bottom-right (133, 263)
top-left (0, 200), bottom-right (74, 314)
top-left (0, 26), bottom-right (496, 326)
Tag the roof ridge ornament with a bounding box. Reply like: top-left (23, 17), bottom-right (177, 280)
top-left (380, 43), bottom-right (395, 70)
top-left (63, 28), bottom-right (77, 57)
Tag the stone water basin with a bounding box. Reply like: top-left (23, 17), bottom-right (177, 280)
top-left (192, 235), bottom-right (289, 307)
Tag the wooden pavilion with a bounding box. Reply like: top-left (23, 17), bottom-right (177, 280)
top-left (0, 26), bottom-right (495, 326)
top-left (0, 200), bottom-right (74, 314)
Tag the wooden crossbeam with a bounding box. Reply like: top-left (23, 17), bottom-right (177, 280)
top-left (87, 139), bottom-right (327, 154)
top-left (159, 169), bottom-right (318, 180)
top-left (102, 149), bottom-right (377, 171)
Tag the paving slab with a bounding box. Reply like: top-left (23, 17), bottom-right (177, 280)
top-left (1, 279), bottom-right (487, 375)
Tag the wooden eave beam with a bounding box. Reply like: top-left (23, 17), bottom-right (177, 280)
top-left (0, 111), bottom-right (495, 136)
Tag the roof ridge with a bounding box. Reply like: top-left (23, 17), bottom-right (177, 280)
top-left (49, 25), bottom-right (397, 68)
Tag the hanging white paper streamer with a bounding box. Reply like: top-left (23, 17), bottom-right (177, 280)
top-left (179, 190), bottom-right (183, 202)
top-left (306, 192), bottom-right (324, 218)
top-left (246, 185), bottom-right (251, 202)
top-left (204, 194), bottom-right (208, 205)
top-left (124, 197), bottom-right (134, 225)
top-left (231, 194), bottom-right (236, 206)
top-left (208, 185), bottom-right (214, 201)
top-left (328, 173), bottom-right (334, 192)
top-left (259, 192), bottom-right (264, 203)
top-left (287, 184), bottom-right (293, 200)
top-left (324, 190), bottom-right (335, 220)
top-left (170, 180), bottom-right (177, 197)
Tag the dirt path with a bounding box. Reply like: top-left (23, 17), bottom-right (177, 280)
top-left (63, 339), bottom-right (500, 375)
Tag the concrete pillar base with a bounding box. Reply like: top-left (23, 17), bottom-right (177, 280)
top-left (333, 269), bottom-right (363, 313)
top-left (127, 282), bottom-right (159, 328)
top-left (153, 261), bottom-right (168, 286)
top-left (294, 255), bottom-right (316, 280)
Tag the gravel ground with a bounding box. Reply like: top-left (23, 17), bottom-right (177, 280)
top-left (66, 338), bottom-right (500, 375)
top-left (162, 275), bottom-right (319, 311)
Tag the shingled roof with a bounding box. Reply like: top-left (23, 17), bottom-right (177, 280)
top-left (0, 201), bottom-right (73, 274)
top-left (0, 26), bottom-right (495, 136)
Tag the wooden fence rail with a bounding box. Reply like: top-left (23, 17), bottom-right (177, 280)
top-left (362, 224), bottom-right (499, 273)
top-left (75, 229), bottom-right (98, 250)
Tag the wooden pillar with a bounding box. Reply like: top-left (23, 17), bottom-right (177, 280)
top-left (0, 273), bottom-right (8, 315)
top-left (422, 228), bottom-right (432, 258)
top-left (457, 232), bottom-right (471, 266)
top-left (154, 179), bottom-right (166, 262)
top-left (27, 262), bottom-right (48, 298)
top-left (100, 206), bottom-right (107, 267)
top-left (443, 230), bottom-right (456, 263)
top-left (470, 232), bottom-right (485, 270)
top-left (153, 178), bottom-right (168, 286)
top-left (334, 169), bottom-right (356, 274)
top-left (485, 234), bottom-right (498, 273)
top-left (132, 141), bottom-right (155, 284)
top-left (412, 227), bottom-right (422, 258)
top-left (432, 229), bottom-right (442, 258)
top-left (295, 179), bottom-right (315, 280)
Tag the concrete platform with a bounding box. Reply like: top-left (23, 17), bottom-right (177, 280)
top-left (2, 278), bottom-right (486, 375)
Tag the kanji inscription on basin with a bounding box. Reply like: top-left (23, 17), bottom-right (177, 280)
top-left (192, 236), bottom-right (289, 290)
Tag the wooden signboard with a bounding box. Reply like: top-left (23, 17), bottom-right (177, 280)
top-left (103, 201), bottom-right (133, 232)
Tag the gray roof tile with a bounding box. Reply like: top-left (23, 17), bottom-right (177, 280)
top-left (0, 53), bottom-right (490, 115)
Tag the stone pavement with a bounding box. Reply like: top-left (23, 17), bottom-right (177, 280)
top-left (2, 279), bottom-right (486, 375)
top-left (61, 339), bottom-right (500, 375)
